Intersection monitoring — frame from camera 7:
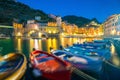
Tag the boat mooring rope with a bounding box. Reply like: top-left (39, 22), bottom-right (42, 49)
top-left (71, 67), bottom-right (97, 80)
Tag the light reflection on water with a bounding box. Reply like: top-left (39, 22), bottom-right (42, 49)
top-left (110, 44), bottom-right (120, 67)
top-left (16, 38), bottom-right (22, 53)
top-left (0, 37), bottom-right (100, 56)
top-left (1, 37), bottom-right (120, 67)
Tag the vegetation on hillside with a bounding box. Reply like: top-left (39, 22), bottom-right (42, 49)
top-left (62, 15), bottom-right (100, 27)
top-left (0, 0), bottom-right (100, 27)
top-left (0, 0), bottom-right (53, 25)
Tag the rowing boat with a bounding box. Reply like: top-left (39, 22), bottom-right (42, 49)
top-left (30, 50), bottom-right (71, 80)
top-left (0, 53), bottom-right (27, 80)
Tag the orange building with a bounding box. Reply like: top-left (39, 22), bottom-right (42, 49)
top-left (48, 22), bottom-right (57, 27)
top-left (47, 21), bottom-right (104, 37)
top-left (61, 22), bottom-right (78, 34)
top-left (13, 22), bottom-right (24, 36)
top-left (78, 21), bottom-right (103, 37)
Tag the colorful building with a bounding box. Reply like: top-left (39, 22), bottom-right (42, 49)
top-left (78, 21), bottom-right (103, 37)
top-left (13, 22), bottom-right (24, 36)
top-left (13, 17), bottom-right (104, 38)
top-left (104, 14), bottom-right (120, 36)
top-left (61, 22), bottom-right (78, 35)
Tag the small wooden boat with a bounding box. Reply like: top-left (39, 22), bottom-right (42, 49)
top-left (52, 50), bottom-right (102, 79)
top-left (30, 50), bottom-right (71, 80)
top-left (73, 40), bottom-right (111, 50)
top-left (52, 50), bottom-right (102, 72)
top-left (0, 53), bottom-right (27, 80)
top-left (64, 46), bottom-right (111, 60)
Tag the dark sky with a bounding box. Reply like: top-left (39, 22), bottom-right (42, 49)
top-left (17, 0), bottom-right (120, 22)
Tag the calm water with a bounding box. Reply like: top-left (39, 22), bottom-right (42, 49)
top-left (0, 38), bottom-right (120, 66)
top-left (0, 37), bottom-right (101, 58)
top-left (0, 37), bottom-right (120, 67)
top-left (1, 37), bottom-right (120, 80)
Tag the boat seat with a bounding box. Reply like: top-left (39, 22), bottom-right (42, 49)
top-left (37, 57), bottom-right (54, 63)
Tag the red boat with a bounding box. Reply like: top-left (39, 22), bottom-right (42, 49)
top-left (30, 50), bottom-right (71, 80)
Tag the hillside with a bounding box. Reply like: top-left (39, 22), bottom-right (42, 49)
top-left (0, 0), bottom-right (53, 25)
top-left (62, 15), bottom-right (100, 27)
top-left (0, 0), bottom-right (100, 26)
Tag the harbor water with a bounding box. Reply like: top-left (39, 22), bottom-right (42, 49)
top-left (0, 37), bottom-right (102, 57)
top-left (1, 37), bottom-right (120, 80)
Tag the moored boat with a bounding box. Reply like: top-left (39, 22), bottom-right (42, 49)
top-left (52, 50), bottom-right (102, 72)
top-left (0, 53), bottom-right (27, 80)
top-left (52, 50), bottom-right (102, 79)
top-left (73, 40), bottom-right (111, 50)
top-left (64, 46), bottom-right (111, 60)
top-left (30, 50), bottom-right (71, 80)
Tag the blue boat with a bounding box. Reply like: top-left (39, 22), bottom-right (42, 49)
top-left (73, 42), bottom-right (107, 49)
top-left (52, 50), bottom-right (102, 75)
top-left (93, 40), bottom-right (110, 44)
top-left (64, 46), bottom-right (111, 60)
top-left (73, 40), bottom-right (111, 50)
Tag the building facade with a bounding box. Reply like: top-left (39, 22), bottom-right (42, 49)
top-left (104, 14), bottom-right (120, 36)
top-left (78, 21), bottom-right (103, 37)
top-left (13, 22), bottom-right (24, 36)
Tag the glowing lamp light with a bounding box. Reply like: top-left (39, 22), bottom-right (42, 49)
top-left (111, 29), bottom-right (116, 35)
top-left (53, 31), bottom-right (56, 33)
top-left (62, 33), bottom-right (64, 36)
top-left (17, 32), bottom-right (21, 36)
top-left (49, 31), bottom-right (51, 33)
top-left (29, 30), bottom-right (35, 34)
top-left (38, 32), bottom-right (42, 37)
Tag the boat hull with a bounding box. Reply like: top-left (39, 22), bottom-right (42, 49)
top-left (30, 50), bottom-right (71, 80)
top-left (0, 53), bottom-right (27, 80)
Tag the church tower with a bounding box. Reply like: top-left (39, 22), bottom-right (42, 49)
top-left (56, 16), bottom-right (62, 27)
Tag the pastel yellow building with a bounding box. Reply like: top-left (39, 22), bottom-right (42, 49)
top-left (78, 21), bottom-right (103, 37)
top-left (61, 22), bottom-right (78, 34)
top-left (13, 22), bottom-right (24, 36)
top-left (45, 26), bottom-right (59, 34)
top-left (48, 22), bottom-right (57, 27)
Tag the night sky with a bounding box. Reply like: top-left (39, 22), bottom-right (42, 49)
top-left (17, 0), bottom-right (120, 22)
